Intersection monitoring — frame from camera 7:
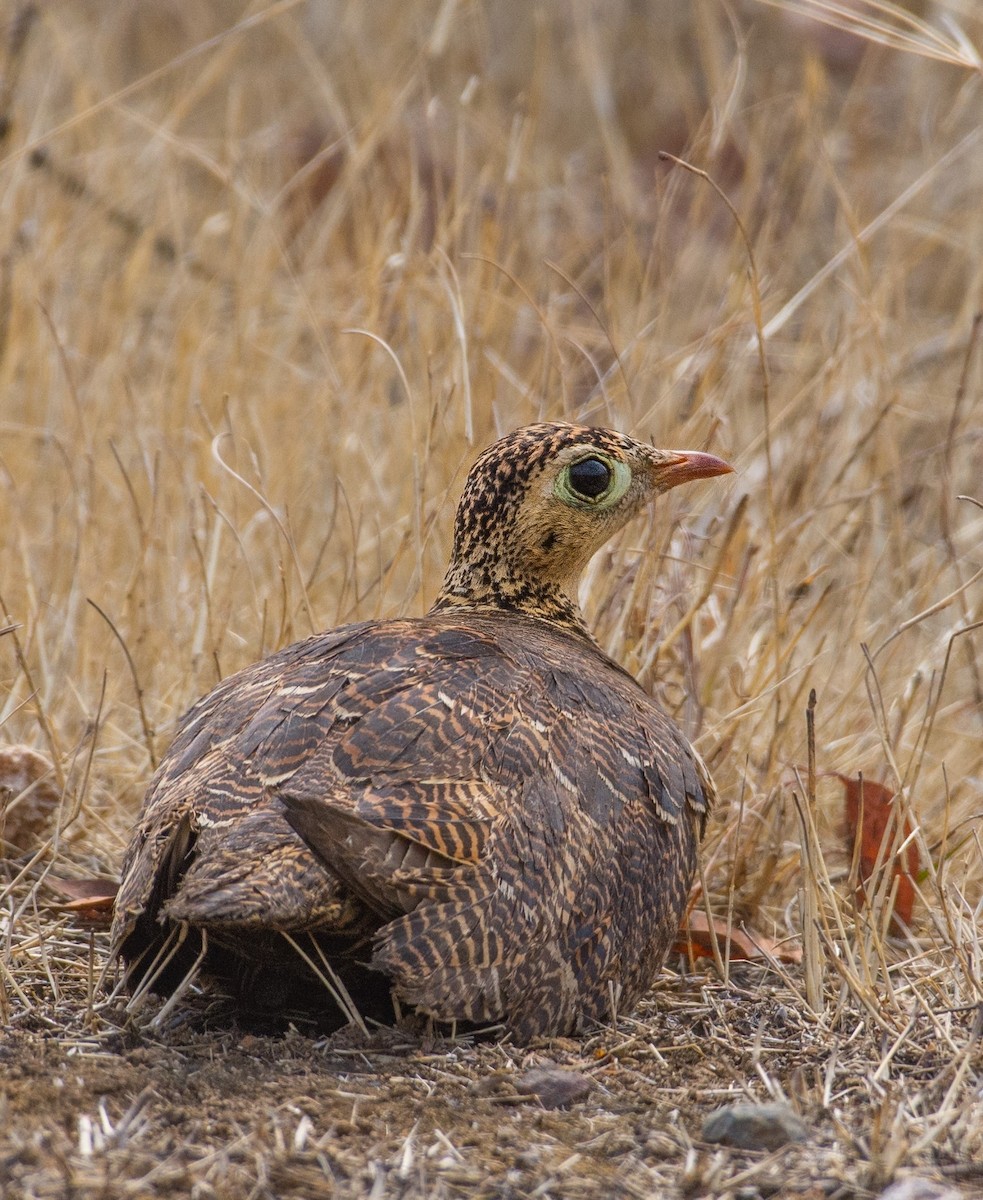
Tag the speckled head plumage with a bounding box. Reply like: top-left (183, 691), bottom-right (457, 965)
top-left (431, 422), bottom-right (733, 635)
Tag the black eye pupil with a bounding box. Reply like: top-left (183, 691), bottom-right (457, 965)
top-left (568, 457), bottom-right (612, 498)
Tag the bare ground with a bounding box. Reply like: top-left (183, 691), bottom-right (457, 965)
top-left (2, 895), bottom-right (981, 1200)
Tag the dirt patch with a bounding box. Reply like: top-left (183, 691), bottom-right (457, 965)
top-left (2, 917), bottom-right (981, 1199)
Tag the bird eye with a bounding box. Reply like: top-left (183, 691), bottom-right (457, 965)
top-left (554, 452), bottom-right (631, 509)
top-left (567, 457), bottom-right (612, 499)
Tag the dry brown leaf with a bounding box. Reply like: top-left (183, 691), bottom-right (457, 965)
top-left (835, 773), bottom-right (919, 934)
top-left (0, 745), bottom-right (60, 854)
top-left (44, 876), bottom-right (118, 927)
top-left (673, 910), bottom-right (802, 965)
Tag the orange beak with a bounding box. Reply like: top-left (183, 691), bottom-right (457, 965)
top-left (654, 450), bottom-right (734, 492)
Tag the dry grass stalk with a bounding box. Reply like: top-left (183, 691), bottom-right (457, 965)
top-left (758, 0), bottom-right (983, 71)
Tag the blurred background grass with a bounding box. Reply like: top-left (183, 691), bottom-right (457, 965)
top-left (1, 0), bottom-right (981, 988)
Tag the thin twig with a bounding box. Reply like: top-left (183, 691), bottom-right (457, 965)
top-left (87, 599), bottom-right (157, 772)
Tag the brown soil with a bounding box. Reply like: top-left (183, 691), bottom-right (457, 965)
top-left (2, 912), bottom-right (980, 1199)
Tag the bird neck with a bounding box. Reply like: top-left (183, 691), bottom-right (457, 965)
top-left (429, 555), bottom-right (596, 641)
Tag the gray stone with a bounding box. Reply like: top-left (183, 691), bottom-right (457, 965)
top-left (701, 1101), bottom-right (809, 1150)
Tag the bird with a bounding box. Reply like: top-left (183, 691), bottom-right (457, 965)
top-left (111, 422), bottom-right (732, 1041)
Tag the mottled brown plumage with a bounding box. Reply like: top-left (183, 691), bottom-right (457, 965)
top-left (112, 423), bottom-right (731, 1040)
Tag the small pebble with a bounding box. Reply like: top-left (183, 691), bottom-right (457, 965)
top-left (702, 1101), bottom-right (809, 1150)
top-left (877, 1180), bottom-right (962, 1200)
top-left (514, 1068), bottom-right (593, 1109)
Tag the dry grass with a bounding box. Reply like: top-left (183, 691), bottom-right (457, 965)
top-left (1, 1), bottom-right (982, 1196)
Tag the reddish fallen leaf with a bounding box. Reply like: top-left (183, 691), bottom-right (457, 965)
top-left (673, 910), bottom-right (802, 965)
top-left (0, 745), bottom-right (60, 854)
top-left (835, 773), bottom-right (919, 934)
top-left (44, 877), bottom-right (118, 927)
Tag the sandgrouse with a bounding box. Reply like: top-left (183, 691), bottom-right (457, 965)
top-left (112, 423), bottom-right (731, 1040)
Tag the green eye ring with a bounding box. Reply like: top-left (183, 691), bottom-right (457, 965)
top-left (554, 454), bottom-right (632, 508)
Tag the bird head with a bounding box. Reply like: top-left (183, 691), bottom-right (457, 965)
top-left (432, 423), bottom-right (733, 635)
